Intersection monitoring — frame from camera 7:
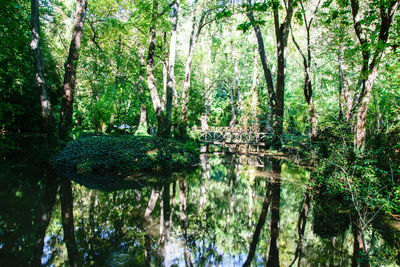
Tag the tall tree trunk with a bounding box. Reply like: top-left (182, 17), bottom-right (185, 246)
top-left (179, 10), bottom-right (206, 137)
top-left (146, 2), bottom-right (166, 137)
top-left (229, 86), bottom-right (237, 128)
top-left (60, 178), bottom-right (79, 267)
top-left (350, 0), bottom-right (399, 151)
top-left (272, 1), bottom-right (294, 148)
top-left (251, 45), bottom-right (260, 132)
top-left (30, 0), bottom-right (56, 142)
top-left (166, 0), bottom-right (179, 123)
top-left (338, 47), bottom-right (353, 122)
top-left (247, 0), bottom-right (294, 148)
top-left (137, 47), bottom-right (148, 134)
top-left (146, 1), bottom-right (177, 138)
top-left (59, 0), bottom-right (88, 140)
top-left (292, 0), bottom-right (320, 141)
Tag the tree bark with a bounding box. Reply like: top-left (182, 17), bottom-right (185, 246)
top-left (272, 0), bottom-right (294, 148)
top-left (30, 0), bottom-right (56, 142)
top-left (247, 0), bottom-right (294, 148)
top-left (350, 0), bottom-right (399, 151)
top-left (179, 9), bottom-right (207, 137)
top-left (166, 1), bottom-right (179, 122)
top-left (59, 0), bottom-right (88, 140)
top-left (137, 47), bottom-right (148, 134)
top-left (60, 178), bottom-right (79, 267)
top-left (251, 45), bottom-right (260, 132)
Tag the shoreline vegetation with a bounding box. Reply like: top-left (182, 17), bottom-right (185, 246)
top-left (53, 135), bottom-right (200, 174)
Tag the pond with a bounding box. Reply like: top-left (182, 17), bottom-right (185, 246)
top-left (0, 153), bottom-right (399, 266)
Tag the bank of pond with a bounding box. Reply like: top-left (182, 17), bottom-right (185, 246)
top-left (0, 150), bottom-right (399, 266)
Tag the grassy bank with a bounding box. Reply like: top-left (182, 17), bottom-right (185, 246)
top-left (53, 135), bottom-right (200, 174)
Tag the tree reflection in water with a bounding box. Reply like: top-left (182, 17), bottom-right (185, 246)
top-left (1, 154), bottom-right (399, 266)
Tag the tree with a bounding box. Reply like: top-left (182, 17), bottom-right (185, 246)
top-left (290, 0), bottom-right (321, 141)
top-left (30, 0), bottom-right (56, 142)
top-left (146, 0), bottom-right (179, 138)
top-left (178, 1), bottom-right (216, 137)
top-left (349, 0), bottom-right (399, 151)
top-left (59, 0), bottom-right (89, 140)
top-left (246, 0), bottom-right (295, 148)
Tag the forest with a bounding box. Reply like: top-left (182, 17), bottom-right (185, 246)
top-left (0, 0), bottom-right (399, 266)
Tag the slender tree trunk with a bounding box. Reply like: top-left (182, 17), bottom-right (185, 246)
top-left (146, 2), bottom-right (164, 137)
top-left (59, 0), bottom-right (88, 140)
top-left (247, 0), bottom-right (293, 148)
top-left (272, 2), bottom-right (293, 148)
top-left (179, 10), bottom-right (206, 137)
top-left (166, 0), bottom-right (179, 122)
top-left (354, 67), bottom-right (378, 150)
top-left (60, 178), bottom-right (79, 267)
top-left (251, 45), bottom-right (260, 132)
top-left (338, 47), bottom-right (353, 122)
top-left (229, 86), bottom-right (237, 128)
top-left (137, 47), bottom-right (148, 133)
top-left (350, 0), bottom-right (399, 151)
top-left (30, 0), bottom-right (56, 142)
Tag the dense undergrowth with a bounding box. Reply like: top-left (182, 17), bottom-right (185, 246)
top-left (53, 135), bottom-right (200, 174)
top-left (314, 119), bottom-right (400, 216)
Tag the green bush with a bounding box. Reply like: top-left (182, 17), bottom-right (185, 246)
top-left (53, 135), bottom-right (200, 174)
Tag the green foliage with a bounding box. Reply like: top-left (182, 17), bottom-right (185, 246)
top-left (53, 135), bottom-right (200, 174)
top-left (314, 119), bottom-right (399, 216)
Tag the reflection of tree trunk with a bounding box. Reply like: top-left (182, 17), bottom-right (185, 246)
top-left (248, 173), bottom-right (255, 229)
top-left (179, 179), bottom-right (193, 267)
top-left (243, 182), bottom-right (272, 267)
top-left (161, 183), bottom-right (171, 267)
top-left (60, 178), bottom-right (79, 267)
top-left (200, 152), bottom-right (209, 211)
top-left (145, 188), bottom-right (160, 267)
top-left (33, 174), bottom-right (58, 266)
top-left (267, 160), bottom-right (282, 267)
top-left (289, 190), bottom-right (311, 267)
top-left (87, 190), bottom-right (97, 262)
top-left (225, 159), bottom-right (237, 232)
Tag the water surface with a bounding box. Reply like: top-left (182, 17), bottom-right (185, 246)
top-left (0, 153), bottom-right (399, 266)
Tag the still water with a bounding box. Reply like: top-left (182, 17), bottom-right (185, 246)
top-left (1, 153), bottom-right (399, 266)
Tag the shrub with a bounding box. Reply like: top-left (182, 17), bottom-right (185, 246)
top-left (53, 135), bottom-right (199, 174)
